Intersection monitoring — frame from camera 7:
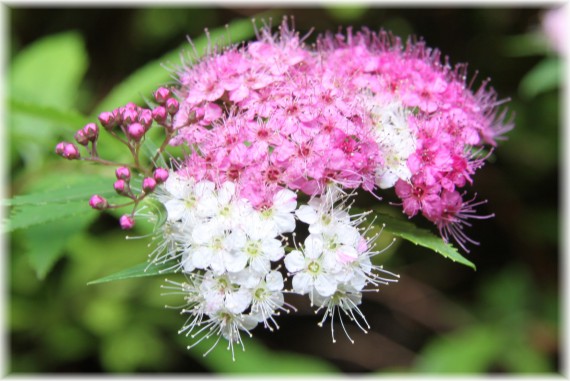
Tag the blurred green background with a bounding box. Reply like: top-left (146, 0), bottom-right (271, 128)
top-left (5, 5), bottom-right (561, 374)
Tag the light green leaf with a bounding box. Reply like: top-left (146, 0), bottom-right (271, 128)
top-left (87, 261), bottom-right (177, 285)
top-left (10, 31), bottom-right (88, 107)
top-left (9, 98), bottom-right (91, 129)
top-left (414, 325), bottom-right (502, 373)
top-left (373, 211), bottom-right (476, 270)
top-left (94, 16), bottom-right (264, 114)
top-left (24, 212), bottom-right (96, 279)
top-left (519, 57), bottom-right (561, 99)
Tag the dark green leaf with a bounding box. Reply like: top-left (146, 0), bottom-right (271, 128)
top-left (87, 261), bottom-right (177, 285)
top-left (373, 211), bottom-right (476, 270)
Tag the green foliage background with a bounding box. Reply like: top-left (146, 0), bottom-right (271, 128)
top-left (5, 5), bottom-right (561, 374)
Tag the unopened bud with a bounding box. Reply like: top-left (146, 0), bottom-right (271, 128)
top-left (56, 142), bottom-right (81, 160)
top-left (154, 87), bottom-right (171, 104)
top-left (83, 123), bottom-right (99, 141)
top-left (89, 194), bottom-right (109, 210)
top-left (123, 108), bottom-right (139, 124)
top-left (142, 177), bottom-right (157, 193)
top-left (153, 167), bottom-right (169, 183)
top-left (166, 98), bottom-right (179, 115)
top-left (55, 142), bottom-right (65, 155)
top-left (152, 106), bottom-right (167, 124)
top-left (98, 111), bottom-right (116, 129)
top-left (119, 214), bottom-right (135, 230)
top-left (114, 179), bottom-right (128, 194)
top-left (126, 123), bottom-right (145, 142)
top-left (139, 109), bottom-right (153, 129)
top-left (115, 166), bottom-right (131, 181)
top-left (74, 130), bottom-right (89, 146)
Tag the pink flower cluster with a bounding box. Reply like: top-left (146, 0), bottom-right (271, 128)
top-left (168, 23), bottom-right (511, 250)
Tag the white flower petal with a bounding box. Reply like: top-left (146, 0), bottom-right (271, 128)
top-left (284, 250), bottom-right (305, 273)
top-left (304, 234), bottom-right (324, 259)
top-left (265, 271), bottom-right (284, 291)
top-left (314, 274), bottom-right (337, 297)
top-left (292, 273), bottom-right (313, 295)
top-left (295, 204), bottom-right (318, 224)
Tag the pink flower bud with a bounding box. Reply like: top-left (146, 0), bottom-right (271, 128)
top-left (123, 108), bottom-right (139, 124)
top-left (152, 106), bottom-right (167, 124)
top-left (115, 166), bottom-right (131, 180)
top-left (57, 142), bottom-right (80, 160)
top-left (89, 194), bottom-right (108, 210)
top-left (83, 123), bottom-right (99, 141)
top-left (154, 87), bottom-right (171, 104)
top-left (166, 98), bottom-right (179, 115)
top-left (139, 109), bottom-right (153, 129)
top-left (112, 109), bottom-right (123, 125)
top-left (142, 177), bottom-right (157, 193)
top-left (119, 214), bottom-right (135, 230)
top-left (55, 142), bottom-right (65, 155)
top-left (126, 123), bottom-right (145, 142)
top-left (98, 111), bottom-right (116, 129)
top-left (74, 130), bottom-right (89, 146)
top-left (114, 179), bottom-right (128, 194)
top-left (153, 167), bottom-right (169, 183)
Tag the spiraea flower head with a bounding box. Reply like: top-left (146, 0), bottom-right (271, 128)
top-left (55, 17), bottom-right (512, 359)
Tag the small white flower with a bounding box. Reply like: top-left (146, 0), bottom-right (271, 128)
top-left (258, 188), bottom-right (298, 236)
top-left (284, 235), bottom-right (338, 298)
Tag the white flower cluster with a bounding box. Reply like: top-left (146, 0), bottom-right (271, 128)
top-left (152, 174), bottom-right (397, 356)
top-left (284, 187), bottom-right (398, 342)
top-left (154, 172), bottom-right (297, 358)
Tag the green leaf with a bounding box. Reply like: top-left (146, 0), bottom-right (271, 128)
top-left (9, 98), bottom-right (91, 129)
top-left (6, 201), bottom-right (95, 232)
top-left (94, 16), bottom-right (262, 114)
top-left (87, 261), bottom-right (177, 285)
top-left (24, 212), bottom-right (96, 279)
top-left (373, 211), bottom-right (476, 270)
top-left (519, 57), bottom-right (561, 99)
top-left (5, 174), bottom-right (116, 206)
top-left (502, 32), bottom-right (550, 57)
top-left (414, 325), bottom-right (502, 373)
top-left (9, 31), bottom-right (88, 107)
top-left (326, 5), bottom-right (368, 22)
